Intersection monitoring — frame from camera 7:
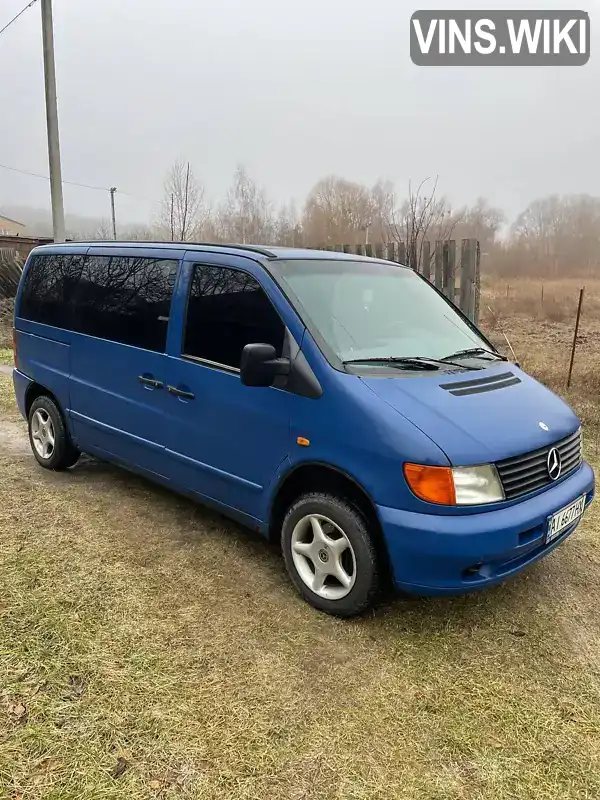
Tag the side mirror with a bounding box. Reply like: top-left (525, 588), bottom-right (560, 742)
top-left (240, 343), bottom-right (290, 387)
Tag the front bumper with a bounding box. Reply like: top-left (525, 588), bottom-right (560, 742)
top-left (379, 461), bottom-right (595, 595)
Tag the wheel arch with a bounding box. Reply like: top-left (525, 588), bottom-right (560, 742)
top-left (25, 383), bottom-right (73, 441)
top-left (25, 381), bottom-right (58, 418)
top-left (269, 461), bottom-right (392, 582)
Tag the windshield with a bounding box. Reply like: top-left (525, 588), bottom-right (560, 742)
top-left (274, 260), bottom-right (490, 367)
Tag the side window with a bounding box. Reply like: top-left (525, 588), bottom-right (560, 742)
top-left (183, 265), bottom-right (285, 369)
top-left (73, 256), bottom-right (177, 352)
top-left (19, 253), bottom-right (84, 328)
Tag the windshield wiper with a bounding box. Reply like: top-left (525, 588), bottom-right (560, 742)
top-left (441, 347), bottom-right (508, 363)
top-left (343, 356), bottom-right (479, 371)
top-left (343, 357), bottom-right (440, 370)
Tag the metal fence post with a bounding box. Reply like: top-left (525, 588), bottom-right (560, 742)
top-left (567, 287), bottom-right (585, 389)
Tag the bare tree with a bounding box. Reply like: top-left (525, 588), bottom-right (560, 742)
top-left (387, 177), bottom-right (460, 270)
top-left (217, 165), bottom-right (274, 244)
top-left (460, 197), bottom-right (505, 249)
top-left (157, 159), bottom-right (209, 241)
top-left (274, 200), bottom-right (303, 246)
top-left (92, 220), bottom-right (114, 240)
top-left (510, 193), bottom-right (600, 276)
top-left (120, 223), bottom-right (159, 241)
top-left (302, 176), bottom-right (382, 246)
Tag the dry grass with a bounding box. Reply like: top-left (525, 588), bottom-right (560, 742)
top-left (480, 277), bottom-right (600, 437)
top-left (0, 300), bottom-right (13, 350)
top-left (0, 373), bottom-right (19, 421)
top-left (0, 349), bottom-right (13, 367)
top-left (0, 281), bottom-right (600, 799)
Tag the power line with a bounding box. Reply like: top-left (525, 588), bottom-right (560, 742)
top-left (0, 0), bottom-right (39, 38)
top-left (0, 162), bottom-right (160, 203)
top-left (0, 161), bottom-right (107, 191)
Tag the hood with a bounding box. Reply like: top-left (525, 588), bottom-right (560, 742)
top-left (362, 365), bottom-right (580, 465)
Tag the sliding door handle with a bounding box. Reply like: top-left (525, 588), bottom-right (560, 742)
top-left (138, 375), bottom-right (164, 389)
top-left (167, 385), bottom-right (195, 400)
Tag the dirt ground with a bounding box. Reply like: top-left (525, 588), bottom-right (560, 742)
top-left (0, 281), bottom-right (599, 799)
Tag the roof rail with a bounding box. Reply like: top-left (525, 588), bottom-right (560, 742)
top-left (63, 240), bottom-right (279, 258)
top-left (41, 240), bottom-right (279, 258)
top-left (190, 242), bottom-right (277, 258)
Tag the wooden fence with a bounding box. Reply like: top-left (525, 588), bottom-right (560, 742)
top-left (322, 239), bottom-right (481, 323)
top-left (0, 251), bottom-right (23, 300)
top-left (0, 235), bottom-right (54, 300)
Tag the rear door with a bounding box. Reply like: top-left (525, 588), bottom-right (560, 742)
top-left (68, 247), bottom-right (180, 477)
top-left (164, 253), bottom-right (294, 522)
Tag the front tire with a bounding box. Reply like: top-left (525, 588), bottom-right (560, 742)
top-left (281, 492), bottom-right (380, 617)
top-left (28, 395), bottom-right (80, 471)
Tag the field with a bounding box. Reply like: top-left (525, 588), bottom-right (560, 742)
top-left (481, 277), bottom-right (600, 438)
top-left (0, 279), bottom-right (599, 800)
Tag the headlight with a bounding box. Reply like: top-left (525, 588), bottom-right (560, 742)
top-left (404, 462), bottom-right (505, 505)
top-left (452, 465), bottom-right (505, 505)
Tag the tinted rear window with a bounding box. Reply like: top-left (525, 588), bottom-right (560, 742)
top-left (19, 253), bottom-right (84, 328)
top-left (73, 255), bottom-right (177, 351)
top-left (19, 252), bottom-right (178, 353)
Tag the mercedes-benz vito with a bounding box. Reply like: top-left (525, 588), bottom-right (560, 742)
top-left (12, 242), bottom-right (595, 616)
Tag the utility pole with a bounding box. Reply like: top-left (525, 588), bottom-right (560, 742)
top-left (109, 187), bottom-right (117, 239)
top-left (41, 0), bottom-right (65, 243)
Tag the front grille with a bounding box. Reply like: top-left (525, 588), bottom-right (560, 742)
top-left (496, 429), bottom-right (582, 501)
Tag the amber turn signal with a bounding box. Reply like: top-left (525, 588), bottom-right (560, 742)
top-left (404, 463), bottom-right (456, 505)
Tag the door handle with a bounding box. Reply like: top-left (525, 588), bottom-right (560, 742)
top-left (138, 375), bottom-right (164, 389)
top-left (166, 385), bottom-right (195, 400)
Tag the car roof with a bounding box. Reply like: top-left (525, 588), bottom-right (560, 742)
top-left (30, 240), bottom-right (407, 266)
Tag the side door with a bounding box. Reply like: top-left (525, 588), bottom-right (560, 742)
top-left (68, 247), bottom-right (180, 477)
top-left (164, 254), bottom-right (296, 523)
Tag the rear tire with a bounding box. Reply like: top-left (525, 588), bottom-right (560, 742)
top-left (28, 395), bottom-right (80, 471)
top-left (281, 492), bottom-right (380, 617)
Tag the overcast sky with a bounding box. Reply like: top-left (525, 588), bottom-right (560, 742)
top-left (1, 0), bottom-right (598, 226)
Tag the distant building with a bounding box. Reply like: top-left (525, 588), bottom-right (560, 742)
top-left (0, 215), bottom-right (26, 236)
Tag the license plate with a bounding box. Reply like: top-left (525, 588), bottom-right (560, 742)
top-left (546, 495), bottom-right (586, 544)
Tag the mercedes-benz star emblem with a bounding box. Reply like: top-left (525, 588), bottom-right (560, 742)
top-left (547, 447), bottom-right (562, 481)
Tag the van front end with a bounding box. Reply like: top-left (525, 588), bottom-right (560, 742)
top-left (380, 459), bottom-right (595, 595)
top-left (357, 360), bottom-right (596, 596)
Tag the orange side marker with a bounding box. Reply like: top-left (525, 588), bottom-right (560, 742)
top-left (297, 437), bottom-right (310, 447)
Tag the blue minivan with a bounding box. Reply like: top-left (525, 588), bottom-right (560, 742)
top-left (12, 242), bottom-right (595, 615)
